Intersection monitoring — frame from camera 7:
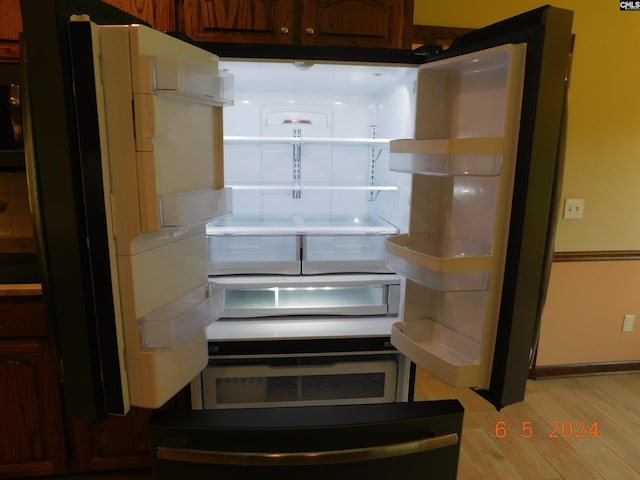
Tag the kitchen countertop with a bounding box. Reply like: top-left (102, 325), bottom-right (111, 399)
top-left (0, 283), bottom-right (42, 296)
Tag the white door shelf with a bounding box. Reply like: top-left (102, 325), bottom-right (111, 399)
top-left (391, 320), bottom-right (480, 388)
top-left (385, 234), bottom-right (491, 291)
top-left (151, 55), bottom-right (234, 106)
top-left (389, 137), bottom-right (504, 176)
top-left (137, 282), bottom-right (225, 349)
top-left (159, 187), bottom-right (232, 228)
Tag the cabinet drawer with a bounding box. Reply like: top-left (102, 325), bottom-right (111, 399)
top-left (0, 293), bottom-right (46, 337)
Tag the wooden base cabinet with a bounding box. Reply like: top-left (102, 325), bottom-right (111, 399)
top-left (0, 338), bottom-right (68, 477)
top-left (0, 292), bottom-right (190, 478)
top-left (182, 0), bottom-right (414, 49)
top-left (67, 391), bottom-right (191, 473)
top-left (0, 0), bottom-right (21, 62)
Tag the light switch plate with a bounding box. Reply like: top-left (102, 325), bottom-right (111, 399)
top-left (563, 198), bottom-right (584, 219)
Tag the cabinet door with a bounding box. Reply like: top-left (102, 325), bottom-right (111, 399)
top-left (68, 408), bottom-right (155, 472)
top-left (0, 0), bottom-right (22, 61)
top-left (67, 387), bottom-right (191, 472)
top-left (0, 339), bottom-right (67, 477)
top-left (183, 0), bottom-right (295, 44)
top-left (0, 294), bottom-right (47, 337)
top-left (103, 0), bottom-right (176, 32)
top-left (300, 0), bottom-right (413, 48)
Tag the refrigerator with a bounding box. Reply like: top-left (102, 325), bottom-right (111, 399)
top-left (19, 0), bottom-right (572, 476)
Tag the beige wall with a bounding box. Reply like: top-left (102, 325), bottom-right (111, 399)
top-left (413, 1), bottom-right (640, 365)
top-left (537, 260), bottom-right (640, 365)
top-left (414, 1), bottom-right (640, 252)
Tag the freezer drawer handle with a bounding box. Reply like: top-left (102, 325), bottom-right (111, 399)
top-left (156, 432), bottom-right (458, 466)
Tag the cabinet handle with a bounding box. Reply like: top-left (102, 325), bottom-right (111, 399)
top-left (7, 359), bottom-right (32, 368)
top-left (305, 27), bottom-right (315, 35)
top-left (280, 26), bottom-right (289, 34)
top-left (156, 433), bottom-right (458, 466)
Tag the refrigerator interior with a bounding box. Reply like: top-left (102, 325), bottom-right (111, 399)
top-left (201, 59), bottom-right (420, 409)
top-left (206, 59), bottom-right (418, 336)
top-left (220, 59), bottom-right (415, 225)
top-left (206, 57), bottom-right (418, 292)
top-left (206, 44), bottom-right (525, 395)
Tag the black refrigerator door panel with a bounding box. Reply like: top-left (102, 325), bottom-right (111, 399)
top-left (20, 0), bottom-right (144, 420)
top-left (150, 400), bottom-right (464, 480)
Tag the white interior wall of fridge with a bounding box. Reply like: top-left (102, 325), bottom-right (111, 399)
top-left (220, 60), bottom-right (415, 229)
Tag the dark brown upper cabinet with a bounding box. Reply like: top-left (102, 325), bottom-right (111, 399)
top-left (182, 0), bottom-right (414, 49)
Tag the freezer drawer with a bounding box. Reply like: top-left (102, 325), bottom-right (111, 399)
top-left (302, 235), bottom-right (391, 274)
top-left (150, 400), bottom-right (463, 480)
top-left (208, 235), bottom-right (300, 275)
top-left (202, 355), bottom-right (398, 408)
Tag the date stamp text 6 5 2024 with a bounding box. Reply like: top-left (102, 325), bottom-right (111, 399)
top-left (495, 421), bottom-right (599, 439)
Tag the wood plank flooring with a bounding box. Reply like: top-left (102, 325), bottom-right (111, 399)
top-left (413, 368), bottom-right (640, 480)
top-left (50, 370), bottom-right (640, 480)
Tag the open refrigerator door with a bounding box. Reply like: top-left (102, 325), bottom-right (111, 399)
top-left (387, 44), bottom-right (527, 390)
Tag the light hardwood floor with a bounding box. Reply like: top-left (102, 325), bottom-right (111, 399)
top-left (51, 370), bottom-right (640, 480)
top-left (414, 368), bottom-right (640, 480)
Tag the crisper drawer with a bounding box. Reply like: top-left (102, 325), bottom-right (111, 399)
top-left (216, 274), bottom-right (400, 318)
top-left (202, 355), bottom-right (398, 409)
top-left (302, 235), bottom-right (391, 274)
top-left (208, 235), bottom-right (300, 275)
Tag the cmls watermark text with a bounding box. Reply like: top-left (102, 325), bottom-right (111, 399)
top-left (620, 1), bottom-right (640, 10)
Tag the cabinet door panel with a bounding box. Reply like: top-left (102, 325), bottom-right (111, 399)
top-left (68, 408), bottom-right (155, 472)
top-left (103, 0), bottom-right (176, 32)
top-left (301, 0), bottom-right (412, 48)
top-left (67, 386), bottom-right (191, 473)
top-left (0, 340), bottom-right (67, 477)
top-left (184, 0), bottom-right (294, 44)
top-left (0, 296), bottom-right (47, 337)
top-left (0, 0), bottom-right (21, 61)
